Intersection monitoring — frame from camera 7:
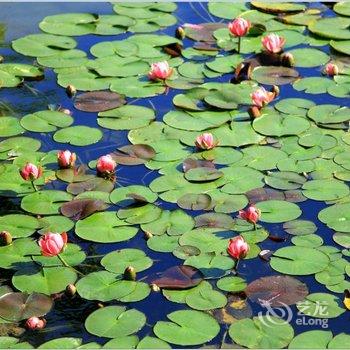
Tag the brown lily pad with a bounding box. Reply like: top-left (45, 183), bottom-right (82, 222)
top-left (74, 91), bottom-right (126, 112)
top-left (245, 275), bottom-right (309, 307)
top-left (195, 213), bottom-right (234, 229)
top-left (251, 66), bottom-right (299, 85)
top-left (56, 165), bottom-right (94, 183)
top-left (67, 177), bottom-right (114, 195)
top-left (0, 292), bottom-right (53, 322)
top-left (151, 265), bottom-right (203, 289)
top-left (60, 199), bottom-right (108, 220)
top-left (185, 23), bottom-right (226, 42)
top-left (183, 158), bottom-right (215, 173)
top-left (111, 144), bottom-right (156, 165)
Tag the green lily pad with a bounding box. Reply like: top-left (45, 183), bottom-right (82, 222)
top-left (117, 203), bottom-right (162, 224)
top-left (288, 330), bottom-right (333, 349)
top-left (0, 214), bottom-right (39, 238)
top-left (286, 48), bottom-right (329, 68)
top-left (319, 203), bottom-right (350, 232)
top-left (53, 126), bottom-right (102, 146)
top-left (216, 276), bottom-right (247, 292)
top-left (302, 179), bottom-right (349, 201)
top-left (75, 212), bottom-right (137, 243)
top-left (229, 316), bottom-right (294, 349)
top-left (20, 110), bottom-right (73, 133)
top-left (85, 306), bottom-right (146, 338)
top-left (153, 310), bottom-right (220, 346)
top-left (12, 266), bottom-right (77, 295)
top-left (283, 220), bottom-right (317, 235)
top-left (101, 249), bottom-right (153, 274)
top-left (256, 200), bottom-right (302, 223)
top-left (270, 246), bottom-right (329, 275)
top-left (0, 117), bottom-right (24, 137)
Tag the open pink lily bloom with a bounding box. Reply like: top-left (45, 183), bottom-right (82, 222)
top-left (96, 155), bottom-right (116, 174)
top-left (262, 33), bottom-right (286, 54)
top-left (57, 150), bottom-right (76, 168)
top-left (25, 317), bottom-right (46, 330)
top-left (195, 133), bottom-right (218, 150)
top-left (324, 63), bottom-right (339, 76)
top-left (250, 87), bottom-right (275, 108)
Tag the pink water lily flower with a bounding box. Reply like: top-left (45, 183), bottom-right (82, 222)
top-left (239, 205), bottom-right (261, 225)
top-left (195, 133), bottom-right (218, 150)
top-left (324, 62), bottom-right (339, 76)
top-left (227, 236), bottom-right (249, 260)
top-left (148, 61), bottom-right (173, 80)
top-left (19, 163), bottom-right (43, 181)
top-left (228, 18), bottom-right (251, 37)
top-left (38, 232), bottom-right (67, 257)
top-left (262, 33), bottom-right (286, 54)
top-left (251, 87), bottom-right (275, 108)
top-left (96, 155), bottom-right (116, 174)
top-left (25, 317), bottom-right (46, 330)
top-left (57, 150), bottom-right (76, 168)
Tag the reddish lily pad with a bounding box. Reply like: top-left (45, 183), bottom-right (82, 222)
top-left (185, 23), bottom-right (226, 42)
top-left (74, 91), bottom-right (126, 112)
top-left (151, 265), bottom-right (204, 289)
top-left (60, 198), bottom-right (108, 220)
top-left (0, 292), bottom-right (53, 322)
top-left (245, 275), bottom-right (309, 306)
top-left (111, 144), bottom-right (156, 165)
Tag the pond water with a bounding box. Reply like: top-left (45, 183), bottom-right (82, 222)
top-left (0, 2), bottom-right (349, 349)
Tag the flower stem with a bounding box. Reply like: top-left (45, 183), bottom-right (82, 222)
top-left (238, 37), bottom-right (241, 54)
top-left (31, 181), bottom-right (38, 192)
top-left (58, 254), bottom-right (84, 276)
top-left (235, 259), bottom-right (240, 272)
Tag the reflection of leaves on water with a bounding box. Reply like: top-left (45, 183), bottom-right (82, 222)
top-left (0, 23), bottom-right (5, 42)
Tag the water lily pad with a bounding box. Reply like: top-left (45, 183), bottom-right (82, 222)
top-left (12, 266), bottom-right (77, 295)
top-left (75, 212), bottom-right (137, 243)
top-left (20, 110), bottom-right (73, 133)
top-left (98, 105), bottom-right (155, 130)
top-left (246, 275), bottom-right (309, 306)
top-left (53, 126), bottom-right (102, 146)
top-left (287, 48), bottom-right (329, 68)
top-left (21, 190), bottom-right (72, 215)
top-left (117, 203), bottom-right (162, 224)
top-left (319, 203), bottom-right (350, 232)
top-left (137, 336), bottom-right (170, 349)
top-left (74, 91), bottom-right (126, 112)
top-left (296, 293), bottom-right (345, 318)
top-left (288, 330), bottom-right (333, 349)
top-left (252, 66), bottom-right (299, 85)
top-left (283, 220), bottom-right (317, 236)
top-left (76, 271), bottom-right (150, 302)
top-left (141, 209), bottom-right (194, 236)
top-left (229, 316), bottom-right (294, 349)
top-left (85, 306), bottom-right (146, 338)
top-left (256, 200), bottom-right (302, 223)
top-left (309, 17), bottom-right (350, 40)
top-left (216, 276), bottom-right (247, 293)
top-left (185, 285), bottom-right (227, 311)
top-left (61, 199), bottom-right (108, 220)
top-left (0, 117), bottom-right (24, 137)
top-left (101, 249), bottom-right (153, 274)
top-left (39, 338), bottom-right (82, 349)
top-left (0, 292), bottom-right (53, 322)
top-left (153, 310), bottom-right (220, 346)
top-left (111, 144), bottom-right (156, 165)
top-left (270, 246), bottom-right (329, 275)
top-left (302, 179), bottom-right (349, 201)
top-left (308, 105), bottom-right (350, 125)
top-left (0, 214), bottom-right (39, 238)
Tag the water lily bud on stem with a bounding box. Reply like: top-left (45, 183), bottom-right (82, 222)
top-left (0, 231), bottom-right (12, 246)
top-left (280, 52), bottom-right (295, 67)
top-left (144, 231), bottom-right (153, 240)
top-left (66, 84), bottom-right (76, 97)
top-left (175, 26), bottom-right (185, 40)
top-left (150, 283), bottom-right (160, 292)
top-left (271, 85), bottom-right (280, 97)
top-left (124, 266), bottom-right (136, 281)
top-left (248, 106), bottom-right (261, 119)
top-left (65, 283), bottom-right (77, 298)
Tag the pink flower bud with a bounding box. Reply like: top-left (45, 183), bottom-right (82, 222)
top-left (238, 205), bottom-right (261, 225)
top-left (59, 108), bottom-right (72, 116)
top-left (19, 163), bottom-right (43, 181)
top-left (324, 63), bottom-right (339, 76)
top-left (38, 232), bottom-right (68, 257)
top-left (96, 155), bottom-right (116, 174)
top-left (228, 18), bottom-right (251, 37)
top-left (148, 61), bottom-right (173, 81)
top-left (195, 133), bottom-right (218, 150)
top-left (57, 150), bottom-right (76, 168)
top-left (25, 317), bottom-right (46, 331)
top-left (227, 236), bottom-right (249, 260)
top-left (0, 231), bottom-right (12, 246)
top-left (262, 33), bottom-right (286, 54)
top-left (250, 87), bottom-right (275, 108)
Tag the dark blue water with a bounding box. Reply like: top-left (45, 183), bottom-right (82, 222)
top-left (0, 2), bottom-right (349, 347)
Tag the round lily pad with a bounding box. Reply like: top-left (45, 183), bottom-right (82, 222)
top-left (53, 126), bottom-right (102, 146)
top-left (0, 214), bottom-right (39, 238)
top-left (256, 200), bottom-right (302, 223)
top-left (153, 310), bottom-right (220, 346)
top-left (0, 117), bottom-right (24, 137)
top-left (101, 249), bottom-right (153, 274)
top-left (270, 246), bottom-right (329, 275)
top-left (85, 306), bottom-right (146, 338)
